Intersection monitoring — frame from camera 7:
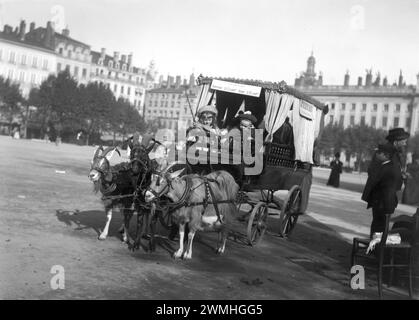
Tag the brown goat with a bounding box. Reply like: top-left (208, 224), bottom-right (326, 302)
top-left (144, 166), bottom-right (239, 259)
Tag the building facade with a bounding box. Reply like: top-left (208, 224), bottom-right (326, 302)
top-left (0, 20), bottom-right (154, 113)
top-left (294, 53), bottom-right (419, 136)
top-left (143, 74), bottom-right (198, 132)
top-left (0, 21), bottom-right (57, 97)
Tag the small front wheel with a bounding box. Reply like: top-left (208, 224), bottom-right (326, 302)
top-left (247, 202), bottom-right (269, 246)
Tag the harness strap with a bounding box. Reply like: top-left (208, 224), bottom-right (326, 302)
top-left (203, 177), bottom-right (222, 223)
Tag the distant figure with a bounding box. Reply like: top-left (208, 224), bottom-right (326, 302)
top-left (12, 128), bottom-right (20, 139)
top-left (327, 152), bottom-right (343, 188)
top-left (55, 136), bottom-right (61, 146)
top-left (402, 153), bottom-right (419, 206)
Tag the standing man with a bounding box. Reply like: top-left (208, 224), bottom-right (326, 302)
top-left (362, 144), bottom-right (403, 237)
top-left (382, 127), bottom-right (410, 178)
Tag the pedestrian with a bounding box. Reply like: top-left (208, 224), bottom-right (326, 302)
top-left (362, 143), bottom-right (403, 237)
top-left (402, 153), bottom-right (419, 206)
top-left (326, 152), bottom-right (343, 188)
top-left (381, 127), bottom-right (410, 175)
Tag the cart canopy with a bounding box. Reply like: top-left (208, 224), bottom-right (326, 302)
top-left (194, 76), bottom-right (328, 164)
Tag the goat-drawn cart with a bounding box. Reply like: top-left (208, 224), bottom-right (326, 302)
top-left (188, 75), bottom-right (329, 245)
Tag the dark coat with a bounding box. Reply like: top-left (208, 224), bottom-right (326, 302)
top-left (361, 159), bottom-right (403, 214)
top-left (327, 160), bottom-right (343, 188)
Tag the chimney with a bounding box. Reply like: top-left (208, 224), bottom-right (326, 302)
top-left (398, 70), bottom-right (403, 87)
top-left (159, 75), bottom-right (164, 84)
top-left (128, 53), bottom-right (133, 66)
top-left (121, 54), bottom-right (127, 64)
top-left (113, 51), bottom-right (120, 62)
top-left (357, 76), bottom-right (363, 86)
top-left (175, 75), bottom-right (181, 88)
top-left (383, 76), bottom-right (388, 86)
top-left (183, 79), bottom-right (188, 86)
top-left (189, 73), bottom-right (195, 87)
top-left (44, 21), bottom-right (53, 48)
top-left (167, 75), bottom-right (174, 88)
top-left (100, 48), bottom-right (106, 59)
top-left (344, 71), bottom-right (350, 86)
top-left (19, 20), bottom-right (26, 41)
top-left (318, 72), bottom-right (323, 86)
top-left (14, 26), bottom-right (19, 35)
top-left (62, 27), bottom-right (70, 37)
top-left (374, 72), bottom-right (381, 86)
top-left (365, 70), bottom-right (372, 87)
top-left (30, 22), bottom-right (35, 32)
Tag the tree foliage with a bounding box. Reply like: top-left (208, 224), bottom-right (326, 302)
top-left (408, 133), bottom-right (419, 156)
top-left (26, 71), bottom-right (147, 144)
top-left (318, 123), bottom-right (387, 171)
top-left (0, 76), bottom-right (24, 125)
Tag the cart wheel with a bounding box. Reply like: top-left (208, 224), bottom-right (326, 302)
top-left (247, 202), bottom-right (268, 246)
top-left (279, 185), bottom-right (301, 237)
top-left (158, 207), bottom-right (173, 230)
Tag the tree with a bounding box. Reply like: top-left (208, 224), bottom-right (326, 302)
top-left (29, 70), bottom-right (79, 139)
top-left (109, 98), bottom-right (146, 143)
top-left (342, 124), bottom-right (386, 172)
top-left (77, 82), bottom-right (115, 145)
top-left (317, 123), bottom-right (345, 157)
top-left (408, 132), bottom-right (419, 156)
top-left (0, 76), bottom-right (24, 129)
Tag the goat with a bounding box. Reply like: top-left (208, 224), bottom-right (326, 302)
top-left (89, 146), bottom-right (136, 242)
top-left (144, 164), bottom-right (239, 259)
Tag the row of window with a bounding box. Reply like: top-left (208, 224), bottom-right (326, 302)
top-left (148, 93), bottom-right (183, 100)
top-left (330, 102), bottom-right (404, 112)
top-left (5, 68), bottom-right (47, 84)
top-left (57, 63), bottom-right (87, 78)
top-left (148, 100), bottom-right (184, 108)
top-left (95, 68), bottom-right (144, 84)
top-left (97, 58), bottom-right (133, 73)
top-left (146, 109), bottom-right (180, 117)
top-left (92, 81), bottom-right (141, 107)
top-left (57, 47), bottom-right (89, 62)
top-left (0, 49), bottom-right (49, 69)
top-left (329, 114), bottom-right (411, 129)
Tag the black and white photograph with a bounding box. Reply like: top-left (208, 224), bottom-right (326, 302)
top-left (0, 0), bottom-right (418, 304)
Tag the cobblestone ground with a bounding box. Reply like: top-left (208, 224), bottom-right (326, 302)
top-left (0, 136), bottom-right (417, 299)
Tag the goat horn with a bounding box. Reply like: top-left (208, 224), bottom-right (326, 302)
top-left (101, 146), bottom-right (117, 158)
top-left (94, 145), bottom-right (104, 159)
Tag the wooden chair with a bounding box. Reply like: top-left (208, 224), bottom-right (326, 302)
top-left (351, 208), bottom-right (419, 299)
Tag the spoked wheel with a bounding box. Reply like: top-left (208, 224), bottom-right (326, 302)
top-left (247, 202), bottom-right (269, 246)
top-left (279, 185), bottom-right (301, 238)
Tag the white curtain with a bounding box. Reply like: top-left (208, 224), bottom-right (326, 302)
top-left (314, 108), bottom-right (325, 139)
top-left (292, 100), bottom-right (317, 163)
top-left (263, 91), bottom-right (295, 142)
top-left (194, 83), bottom-right (213, 118)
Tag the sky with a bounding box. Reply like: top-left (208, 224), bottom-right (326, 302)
top-left (1, 0), bottom-right (419, 85)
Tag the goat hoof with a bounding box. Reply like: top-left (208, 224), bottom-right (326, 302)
top-left (215, 248), bottom-right (224, 255)
top-left (173, 251), bottom-right (183, 259)
top-left (98, 234), bottom-right (107, 240)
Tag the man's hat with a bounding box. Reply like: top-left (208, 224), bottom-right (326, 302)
top-left (237, 111), bottom-right (257, 124)
top-left (197, 104), bottom-right (217, 117)
top-left (377, 143), bottom-right (394, 155)
top-left (386, 127), bottom-right (410, 142)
